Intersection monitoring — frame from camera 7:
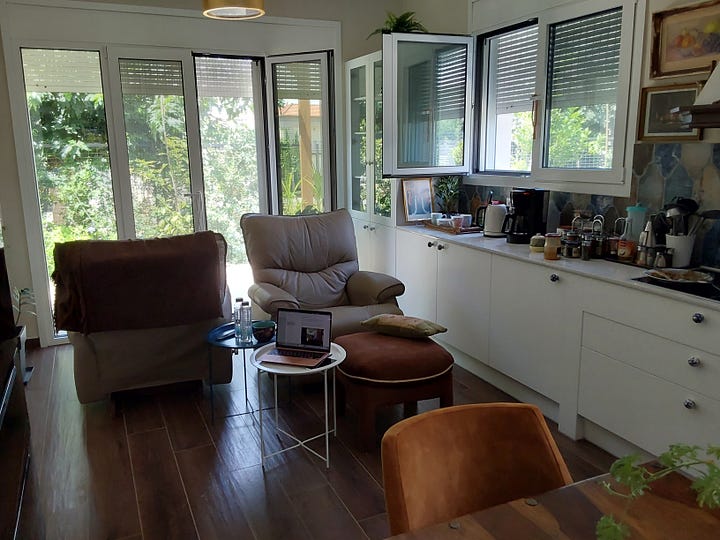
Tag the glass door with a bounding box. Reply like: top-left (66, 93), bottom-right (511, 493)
top-left (266, 52), bottom-right (333, 215)
top-left (193, 55), bottom-right (267, 301)
top-left (19, 48), bottom-right (118, 343)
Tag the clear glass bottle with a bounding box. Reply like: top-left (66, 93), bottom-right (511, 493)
top-left (234, 297), bottom-right (243, 339)
top-left (240, 301), bottom-right (253, 343)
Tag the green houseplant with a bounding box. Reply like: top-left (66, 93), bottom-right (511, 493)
top-left (434, 176), bottom-right (461, 216)
top-left (367, 11), bottom-right (428, 38)
top-left (597, 444), bottom-right (720, 540)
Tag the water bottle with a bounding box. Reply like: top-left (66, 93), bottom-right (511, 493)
top-left (240, 301), bottom-right (253, 343)
top-left (233, 297), bottom-right (243, 339)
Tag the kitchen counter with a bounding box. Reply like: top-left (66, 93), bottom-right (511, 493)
top-left (401, 224), bottom-right (720, 312)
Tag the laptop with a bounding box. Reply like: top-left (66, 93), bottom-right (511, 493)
top-left (259, 308), bottom-right (333, 368)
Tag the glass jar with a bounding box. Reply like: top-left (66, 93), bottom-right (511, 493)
top-left (544, 233), bottom-right (561, 260)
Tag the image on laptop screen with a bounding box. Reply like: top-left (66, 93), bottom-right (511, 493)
top-left (275, 309), bottom-right (332, 352)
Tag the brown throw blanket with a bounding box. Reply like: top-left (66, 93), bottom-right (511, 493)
top-left (53, 232), bottom-right (226, 333)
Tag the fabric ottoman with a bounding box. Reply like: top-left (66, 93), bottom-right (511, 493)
top-left (334, 331), bottom-right (454, 448)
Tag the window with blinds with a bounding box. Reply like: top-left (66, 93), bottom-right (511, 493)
top-left (435, 45), bottom-right (467, 121)
top-left (119, 58), bottom-right (183, 96)
top-left (482, 23), bottom-right (538, 172)
top-left (545, 8), bottom-right (622, 169)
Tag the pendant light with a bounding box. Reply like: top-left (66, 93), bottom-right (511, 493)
top-left (203, 0), bottom-right (265, 20)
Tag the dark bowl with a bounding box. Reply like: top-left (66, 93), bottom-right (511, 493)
top-left (252, 320), bottom-right (276, 343)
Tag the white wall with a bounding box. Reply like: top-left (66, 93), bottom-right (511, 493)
top-left (403, 0), bottom-right (469, 34)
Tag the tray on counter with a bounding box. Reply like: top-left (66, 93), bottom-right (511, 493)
top-left (422, 221), bottom-right (483, 235)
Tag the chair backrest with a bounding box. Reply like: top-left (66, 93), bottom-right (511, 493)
top-left (240, 209), bottom-right (359, 309)
top-left (381, 402), bottom-right (573, 535)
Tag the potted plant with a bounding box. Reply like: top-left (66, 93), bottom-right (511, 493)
top-left (434, 176), bottom-right (461, 216)
top-left (367, 11), bottom-right (427, 38)
top-left (597, 443), bottom-right (720, 540)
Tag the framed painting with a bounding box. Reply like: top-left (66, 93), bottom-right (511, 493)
top-left (402, 178), bottom-right (434, 221)
top-left (651, 0), bottom-right (720, 78)
top-left (638, 84), bottom-right (702, 141)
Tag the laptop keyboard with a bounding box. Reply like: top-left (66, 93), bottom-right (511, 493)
top-left (277, 349), bottom-right (320, 359)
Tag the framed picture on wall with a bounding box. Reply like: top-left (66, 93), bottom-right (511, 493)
top-left (402, 178), bottom-right (434, 221)
top-left (638, 84), bottom-right (702, 141)
top-left (651, 0), bottom-right (720, 78)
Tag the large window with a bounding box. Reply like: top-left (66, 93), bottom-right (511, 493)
top-left (476, 0), bottom-right (638, 193)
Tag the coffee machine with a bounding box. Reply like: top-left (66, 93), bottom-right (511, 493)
top-left (501, 188), bottom-right (550, 244)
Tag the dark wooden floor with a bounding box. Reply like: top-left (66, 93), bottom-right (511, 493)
top-left (19, 344), bottom-right (616, 540)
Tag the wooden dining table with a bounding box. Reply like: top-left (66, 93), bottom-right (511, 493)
top-left (386, 467), bottom-right (720, 539)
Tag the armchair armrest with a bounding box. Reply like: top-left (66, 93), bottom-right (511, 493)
top-left (346, 271), bottom-right (405, 306)
top-left (248, 282), bottom-right (300, 317)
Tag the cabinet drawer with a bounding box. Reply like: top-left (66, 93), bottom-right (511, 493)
top-left (582, 313), bottom-right (720, 401)
top-left (581, 279), bottom-right (719, 354)
top-left (578, 347), bottom-right (720, 456)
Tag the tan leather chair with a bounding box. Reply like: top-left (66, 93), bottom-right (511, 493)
top-left (381, 402), bottom-right (573, 535)
top-left (240, 209), bottom-right (405, 338)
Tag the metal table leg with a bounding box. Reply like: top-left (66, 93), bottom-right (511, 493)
top-left (208, 345), bottom-right (214, 424)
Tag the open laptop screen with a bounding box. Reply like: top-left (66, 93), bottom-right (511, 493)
top-left (275, 308), bottom-right (332, 352)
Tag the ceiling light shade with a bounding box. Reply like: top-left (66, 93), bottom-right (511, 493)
top-left (203, 0), bottom-right (265, 20)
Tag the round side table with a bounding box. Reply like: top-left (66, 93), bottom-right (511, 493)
top-left (251, 342), bottom-right (346, 469)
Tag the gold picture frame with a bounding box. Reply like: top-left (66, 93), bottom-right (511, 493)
top-left (638, 84), bottom-right (702, 141)
top-left (651, 0), bottom-right (720, 78)
top-left (402, 178), bottom-right (434, 222)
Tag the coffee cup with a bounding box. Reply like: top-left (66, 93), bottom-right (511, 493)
top-left (665, 234), bottom-right (695, 268)
top-left (460, 214), bottom-right (473, 228)
top-left (430, 212), bottom-right (442, 225)
top-left (451, 216), bottom-right (464, 230)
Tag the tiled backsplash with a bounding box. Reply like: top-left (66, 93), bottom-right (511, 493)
top-left (461, 143), bottom-right (720, 268)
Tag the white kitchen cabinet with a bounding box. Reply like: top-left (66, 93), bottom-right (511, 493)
top-left (577, 281), bottom-right (720, 455)
top-left (395, 227), bottom-right (491, 362)
top-left (395, 228), bottom-right (438, 322)
top-left (352, 217), bottom-right (396, 276)
top-left (488, 255), bottom-right (580, 404)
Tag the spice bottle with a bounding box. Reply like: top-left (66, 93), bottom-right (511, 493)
top-left (617, 218), bottom-right (636, 262)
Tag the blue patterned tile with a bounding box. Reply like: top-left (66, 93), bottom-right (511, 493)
top-left (712, 143), bottom-right (720, 170)
top-left (632, 143), bottom-right (653, 176)
top-left (663, 163), bottom-right (694, 205)
top-left (701, 220), bottom-right (720, 267)
top-left (637, 162), bottom-right (664, 214)
top-left (654, 143), bottom-right (681, 177)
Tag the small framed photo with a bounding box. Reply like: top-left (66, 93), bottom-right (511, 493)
top-left (638, 84), bottom-right (701, 141)
top-left (651, 0), bottom-right (720, 78)
top-left (402, 178), bottom-right (434, 222)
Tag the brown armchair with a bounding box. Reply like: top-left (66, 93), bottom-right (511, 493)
top-left (381, 403), bottom-right (573, 535)
top-left (240, 209), bottom-right (405, 338)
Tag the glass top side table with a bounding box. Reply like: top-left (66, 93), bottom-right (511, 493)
top-left (206, 322), bottom-right (274, 423)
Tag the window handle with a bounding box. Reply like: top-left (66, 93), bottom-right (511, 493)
top-left (531, 94), bottom-right (540, 140)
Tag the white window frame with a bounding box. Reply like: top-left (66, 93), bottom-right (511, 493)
top-left (471, 0), bottom-right (645, 197)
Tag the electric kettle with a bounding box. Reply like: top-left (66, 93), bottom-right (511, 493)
top-left (478, 204), bottom-right (507, 237)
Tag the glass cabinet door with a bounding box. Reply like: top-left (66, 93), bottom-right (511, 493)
top-left (383, 33), bottom-right (474, 176)
top-left (372, 58), bottom-right (391, 218)
top-left (348, 63), bottom-right (367, 213)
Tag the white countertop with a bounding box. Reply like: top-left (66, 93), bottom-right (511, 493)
top-left (399, 224), bottom-right (720, 312)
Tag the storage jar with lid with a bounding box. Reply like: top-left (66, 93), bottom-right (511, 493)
top-left (544, 233), bottom-right (561, 260)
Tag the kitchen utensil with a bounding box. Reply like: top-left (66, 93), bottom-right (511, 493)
top-left (481, 204), bottom-right (508, 237)
top-left (665, 234), bottom-right (696, 267)
top-left (687, 209), bottom-right (720, 236)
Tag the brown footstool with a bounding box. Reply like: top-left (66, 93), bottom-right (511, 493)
top-left (335, 332), bottom-right (454, 448)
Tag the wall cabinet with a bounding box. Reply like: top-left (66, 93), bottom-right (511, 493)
top-left (395, 228), bottom-right (491, 362)
top-left (382, 33), bottom-right (474, 176)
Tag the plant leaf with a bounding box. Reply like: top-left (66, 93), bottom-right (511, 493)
top-left (596, 515), bottom-right (630, 540)
top-left (691, 463), bottom-right (720, 509)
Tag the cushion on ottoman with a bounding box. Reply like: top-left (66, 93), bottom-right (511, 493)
top-left (335, 332), bottom-right (453, 384)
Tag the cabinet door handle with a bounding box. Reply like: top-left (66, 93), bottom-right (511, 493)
top-left (427, 241), bottom-right (437, 248)
top-left (550, 273), bottom-right (559, 282)
top-left (683, 399), bottom-right (697, 410)
top-left (363, 224), bottom-right (369, 230)
top-left (688, 356), bottom-right (701, 367)
top-left (369, 226), bottom-right (376, 231)
top-left (437, 244), bottom-right (445, 251)
top-left (692, 313), bottom-right (704, 324)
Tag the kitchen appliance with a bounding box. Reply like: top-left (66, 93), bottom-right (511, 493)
top-left (501, 188), bottom-right (549, 244)
top-left (478, 204), bottom-right (507, 237)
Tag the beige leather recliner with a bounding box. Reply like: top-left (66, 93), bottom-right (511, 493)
top-left (240, 209), bottom-right (405, 338)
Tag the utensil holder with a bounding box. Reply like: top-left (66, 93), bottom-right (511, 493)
top-left (665, 234), bottom-right (695, 268)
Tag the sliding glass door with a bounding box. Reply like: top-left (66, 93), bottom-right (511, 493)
top-left (19, 48), bottom-right (269, 343)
